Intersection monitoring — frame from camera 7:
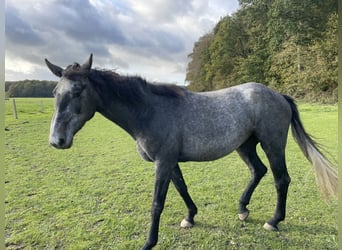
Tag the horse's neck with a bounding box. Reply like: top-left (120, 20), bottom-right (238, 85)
top-left (96, 90), bottom-right (152, 139)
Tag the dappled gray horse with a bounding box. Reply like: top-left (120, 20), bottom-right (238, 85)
top-left (46, 54), bottom-right (337, 250)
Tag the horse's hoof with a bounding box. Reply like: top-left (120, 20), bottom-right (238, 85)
top-left (180, 218), bottom-right (194, 228)
top-left (238, 211), bottom-right (249, 221)
top-left (263, 222), bottom-right (278, 231)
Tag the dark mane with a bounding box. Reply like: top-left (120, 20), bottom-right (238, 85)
top-left (88, 69), bottom-right (186, 105)
top-left (149, 82), bottom-right (186, 98)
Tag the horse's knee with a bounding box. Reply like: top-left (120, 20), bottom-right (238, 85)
top-left (151, 202), bottom-right (164, 216)
top-left (275, 174), bottom-right (291, 191)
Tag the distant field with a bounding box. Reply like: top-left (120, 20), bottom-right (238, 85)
top-left (5, 98), bottom-right (338, 249)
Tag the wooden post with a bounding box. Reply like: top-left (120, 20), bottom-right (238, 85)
top-left (12, 99), bottom-right (18, 119)
top-left (40, 100), bottom-right (44, 112)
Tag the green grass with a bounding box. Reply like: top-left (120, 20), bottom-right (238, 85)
top-left (5, 99), bottom-right (338, 249)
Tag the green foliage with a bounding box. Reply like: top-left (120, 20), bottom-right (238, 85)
top-left (186, 0), bottom-right (337, 103)
top-left (5, 80), bottom-right (57, 98)
top-left (268, 12), bottom-right (337, 103)
top-left (186, 33), bottom-right (214, 91)
top-left (5, 99), bottom-right (338, 249)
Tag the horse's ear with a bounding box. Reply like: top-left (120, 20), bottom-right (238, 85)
top-left (81, 53), bottom-right (93, 71)
top-left (45, 59), bottom-right (63, 77)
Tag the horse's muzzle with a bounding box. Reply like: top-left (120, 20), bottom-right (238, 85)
top-left (49, 135), bottom-right (72, 149)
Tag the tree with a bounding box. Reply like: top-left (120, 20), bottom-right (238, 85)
top-left (186, 0), bottom-right (337, 103)
top-left (186, 32), bottom-right (214, 91)
top-left (5, 80), bottom-right (57, 98)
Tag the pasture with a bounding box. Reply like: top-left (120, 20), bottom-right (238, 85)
top-left (5, 98), bottom-right (338, 249)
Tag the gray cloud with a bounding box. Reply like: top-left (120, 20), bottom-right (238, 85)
top-left (5, 6), bottom-right (44, 46)
top-left (5, 0), bottom-right (239, 83)
top-left (45, 0), bottom-right (127, 45)
top-left (130, 0), bottom-right (193, 23)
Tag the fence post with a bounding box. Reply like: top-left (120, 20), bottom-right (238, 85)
top-left (12, 99), bottom-right (18, 119)
top-left (40, 100), bottom-right (44, 112)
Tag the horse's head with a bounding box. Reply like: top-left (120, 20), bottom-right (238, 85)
top-left (45, 54), bottom-right (97, 149)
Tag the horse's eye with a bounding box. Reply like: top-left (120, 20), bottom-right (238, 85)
top-left (71, 84), bottom-right (84, 98)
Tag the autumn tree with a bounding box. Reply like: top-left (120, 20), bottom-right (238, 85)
top-left (186, 0), bottom-right (337, 103)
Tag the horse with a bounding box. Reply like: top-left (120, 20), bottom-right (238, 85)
top-left (45, 54), bottom-right (337, 250)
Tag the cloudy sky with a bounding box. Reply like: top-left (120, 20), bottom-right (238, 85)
top-left (5, 0), bottom-right (239, 84)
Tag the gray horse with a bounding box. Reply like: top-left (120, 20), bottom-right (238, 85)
top-left (45, 54), bottom-right (337, 250)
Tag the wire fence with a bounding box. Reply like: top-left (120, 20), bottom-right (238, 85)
top-left (5, 98), bottom-right (54, 119)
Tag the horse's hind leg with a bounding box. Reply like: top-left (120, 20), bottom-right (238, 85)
top-left (171, 164), bottom-right (198, 228)
top-left (236, 135), bottom-right (267, 221)
top-left (262, 143), bottom-right (291, 231)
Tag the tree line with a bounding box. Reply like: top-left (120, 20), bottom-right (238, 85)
top-left (186, 0), bottom-right (337, 103)
top-left (5, 80), bottom-right (57, 98)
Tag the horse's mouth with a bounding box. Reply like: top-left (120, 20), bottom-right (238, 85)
top-left (49, 135), bottom-right (73, 149)
top-left (50, 141), bottom-right (73, 149)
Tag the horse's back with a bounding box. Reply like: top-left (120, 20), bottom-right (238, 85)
top-left (177, 83), bottom-right (292, 161)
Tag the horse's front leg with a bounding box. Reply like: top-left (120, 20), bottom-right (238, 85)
top-left (141, 160), bottom-right (173, 250)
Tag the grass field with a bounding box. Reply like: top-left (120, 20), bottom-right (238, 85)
top-left (5, 98), bottom-right (338, 249)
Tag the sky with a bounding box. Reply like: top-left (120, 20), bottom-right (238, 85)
top-left (5, 0), bottom-right (240, 84)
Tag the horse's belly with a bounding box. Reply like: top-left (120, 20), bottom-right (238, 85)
top-left (179, 144), bottom-right (233, 162)
top-left (179, 131), bottom-right (251, 162)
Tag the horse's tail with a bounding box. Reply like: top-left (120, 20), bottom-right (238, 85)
top-left (283, 95), bottom-right (338, 199)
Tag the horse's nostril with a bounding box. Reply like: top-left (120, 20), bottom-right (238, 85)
top-left (50, 137), bottom-right (69, 149)
top-left (58, 138), bottom-right (65, 145)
